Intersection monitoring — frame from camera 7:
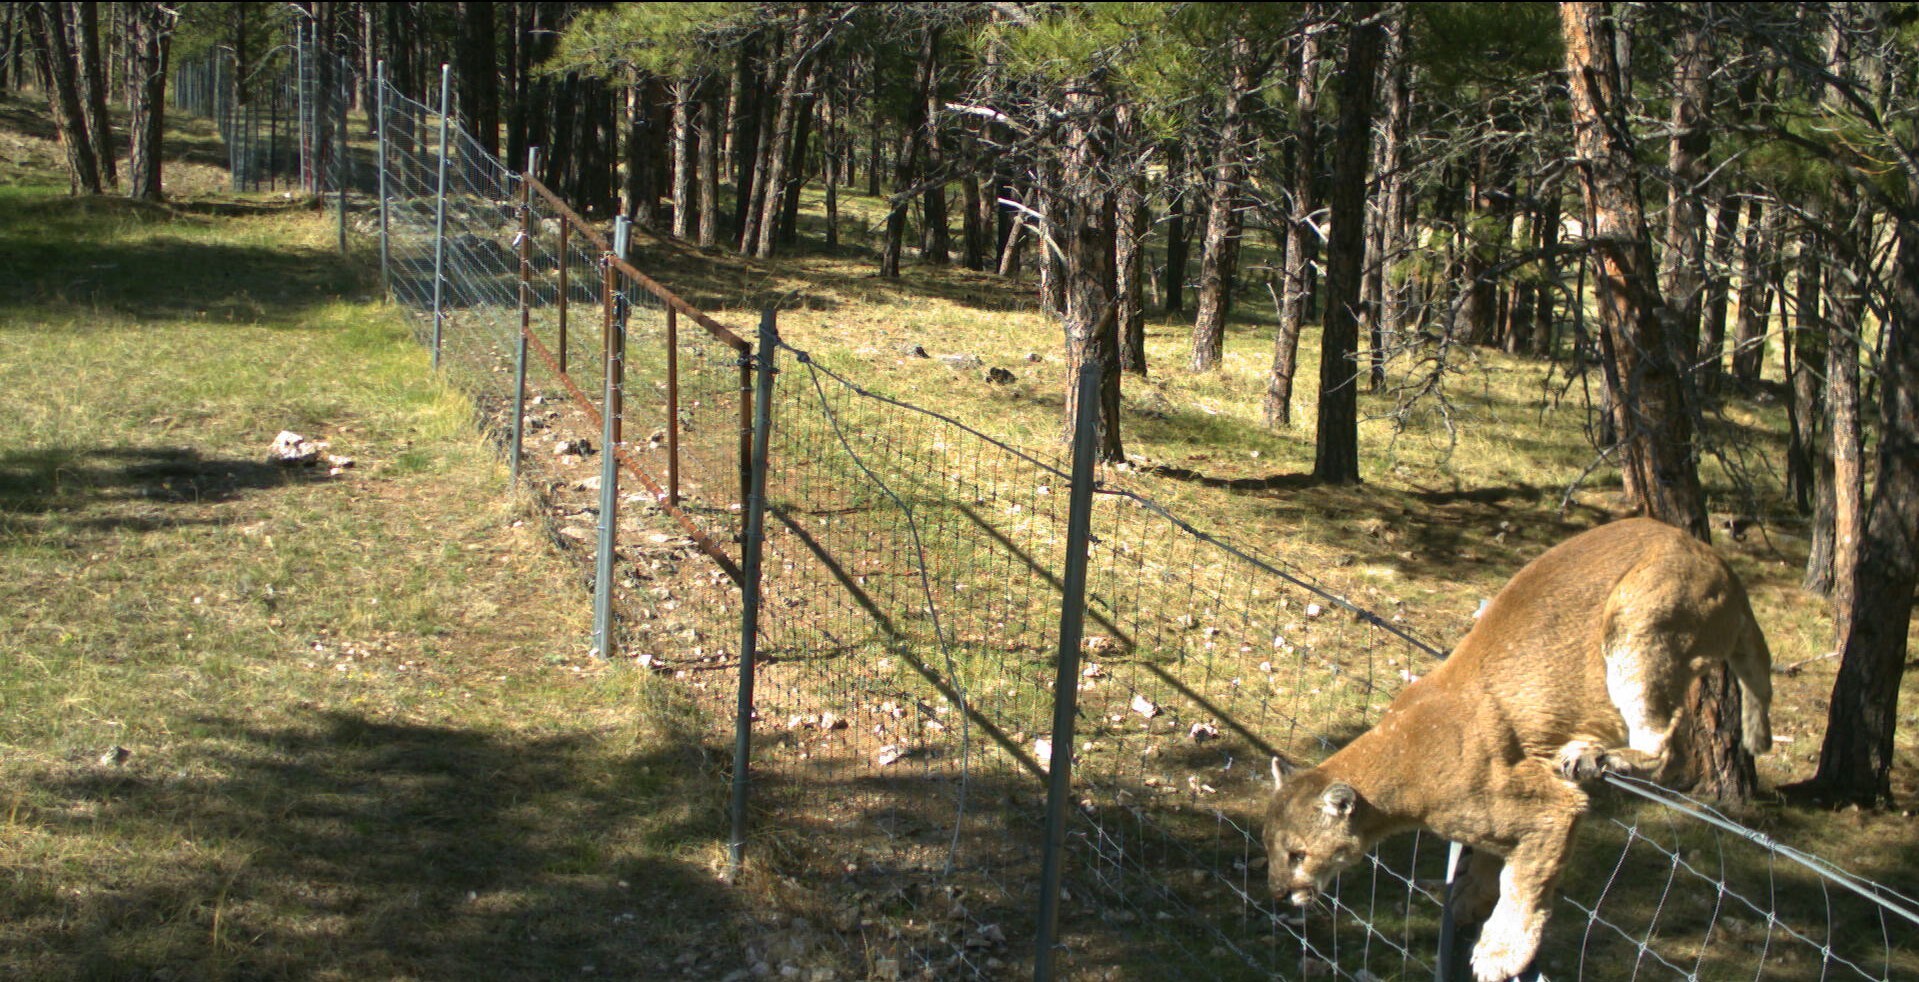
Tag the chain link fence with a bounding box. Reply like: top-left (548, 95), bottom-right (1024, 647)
top-left (171, 46), bottom-right (1919, 982)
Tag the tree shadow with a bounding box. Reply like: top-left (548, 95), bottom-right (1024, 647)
top-left (0, 193), bottom-right (367, 320)
top-left (14, 709), bottom-right (755, 980)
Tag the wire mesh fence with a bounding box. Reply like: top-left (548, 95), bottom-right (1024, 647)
top-left (168, 47), bottom-right (1919, 982)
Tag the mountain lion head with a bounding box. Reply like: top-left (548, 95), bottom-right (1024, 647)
top-left (1264, 759), bottom-right (1370, 907)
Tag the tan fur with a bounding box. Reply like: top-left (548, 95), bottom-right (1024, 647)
top-left (1263, 519), bottom-right (1772, 982)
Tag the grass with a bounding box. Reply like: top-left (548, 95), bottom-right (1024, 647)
top-left (0, 97), bottom-right (828, 981)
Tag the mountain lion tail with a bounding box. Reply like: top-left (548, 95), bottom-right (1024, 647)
top-left (1730, 613), bottom-right (1774, 758)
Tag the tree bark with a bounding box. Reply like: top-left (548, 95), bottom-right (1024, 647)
top-left (1811, 214), bottom-right (1919, 804)
top-left (455, 1), bottom-right (499, 160)
top-left (1056, 92), bottom-right (1124, 464)
top-left (697, 81), bottom-right (721, 248)
top-left (124, 1), bottom-right (172, 202)
top-left (1563, 0), bottom-right (1750, 802)
top-left (25, 1), bottom-right (102, 194)
top-left (880, 27), bottom-right (938, 278)
top-left (1162, 143), bottom-right (1190, 313)
top-left (1658, 4), bottom-right (1712, 368)
top-left (670, 78), bottom-right (697, 239)
top-left (1311, 5), bottom-right (1382, 485)
top-left (76, 1), bottom-right (114, 186)
top-left (754, 21), bottom-right (806, 259)
top-left (1730, 198), bottom-right (1772, 384)
top-left (1116, 167), bottom-right (1148, 376)
top-left (1191, 32), bottom-right (1255, 373)
top-left (1698, 194), bottom-right (1740, 392)
top-left (1264, 22), bottom-right (1320, 426)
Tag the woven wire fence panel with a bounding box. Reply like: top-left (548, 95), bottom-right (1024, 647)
top-left (611, 264), bottom-right (751, 553)
top-left (748, 344), bottom-right (1087, 978)
top-left (381, 82), bottom-right (525, 420)
top-left (1540, 781), bottom-right (1919, 981)
top-left (1050, 482), bottom-right (1449, 980)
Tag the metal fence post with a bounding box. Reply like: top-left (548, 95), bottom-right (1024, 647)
top-left (610, 216), bottom-right (629, 448)
top-left (666, 306), bottom-right (681, 507)
top-left (1034, 361), bottom-right (1104, 982)
top-left (593, 250), bottom-right (624, 661)
top-left (511, 147), bottom-right (540, 481)
top-left (1436, 840), bottom-right (1464, 981)
top-left (430, 63), bottom-right (451, 368)
top-left (375, 59), bottom-right (390, 293)
top-left (336, 56), bottom-right (349, 255)
top-left (728, 307), bottom-right (780, 880)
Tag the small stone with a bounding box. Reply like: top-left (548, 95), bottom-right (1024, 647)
top-left (984, 367), bottom-right (1016, 385)
top-left (1131, 694), bottom-right (1160, 719)
top-left (940, 353), bottom-right (983, 369)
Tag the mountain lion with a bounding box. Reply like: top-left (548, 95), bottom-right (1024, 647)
top-left (1263, 518), bottom-right (1772, 982)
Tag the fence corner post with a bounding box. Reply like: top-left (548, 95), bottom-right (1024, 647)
top-left (728, 306), bottom-right (780, 881)
top-left (1034, 360), bottom-right (1104, 982)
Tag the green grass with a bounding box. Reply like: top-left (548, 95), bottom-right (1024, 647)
top-left (0, 106), bottom-right (816, 980)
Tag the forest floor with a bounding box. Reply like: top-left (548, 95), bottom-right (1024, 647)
top-left (3, 92), bottom-right (1916, 981)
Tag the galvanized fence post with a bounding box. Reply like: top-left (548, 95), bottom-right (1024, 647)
top-left (728, 307), bottom-right (780, 880)
top-left (430, 63), bottom-right (451, 368)
top-left (510, 147), bottom-right (540, 481)
top-left (374, 60), bottom-right (390, 293)
top-left (335, 55), bottom-right (349, 255)
top-left (666, 306), bottom-right (680, 507)
top-left (1034, 361), bottom-right (1105, 982)
top-left (610, 217), bottom-right (630, 447)
top-left (593, 251), bottom-right (624, 661)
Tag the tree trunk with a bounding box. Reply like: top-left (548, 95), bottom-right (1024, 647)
top-left (670, 78), bottom-right (696, 239)
top-left (124, 1), bottom-right (172, 202)
top-left (1191, 33), bottom-right (1254, 373)
top-left (1376, 11), bottom-right (1413, 351)
top-left (959, 123), bottom-right (985, 269)
top-left (1056, 92), bottom-right (1124, 464)
top-left (455, 1), bottom-right (499, 160)
top-left (1796, 231), bottom-right (1833, 584)
top-left (1116, 166), bottom-right (1148, 376)
top-left (1813, 197), bottom-right (1870, 610)
top-left (25, 1), bottom-right (103, 194)
top-left (753, 23), bottom-right (805, 259)
top-left (1658, 4), bottom-right (1712, 368)
top-left (1263, 23), bottom-right (1320, 425)
top-left (1162, 143), bottom-right (1190, 313)
top-left (1730, 198), bottom-right (1771, 383)
top-left (1563, 1), bottom-right (1750, 802)
top-left (1698, 195), bottom-right (1740, 392)
top-left (76, 1), bottom-right (114, 186)
top-left (697, 80), bottom-right (721, 248)
top-left (730, 37), bottom-right (764, 250)
top-left (1811, 213), bottom-right (1919, 804)
top-left (880, 27), bottom-right (938, 278)
top-left (1311, 5), bottom-right (1382, 486)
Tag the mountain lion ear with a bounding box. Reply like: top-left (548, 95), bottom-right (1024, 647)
top-left (1319, 783), bottom-right (1358, 818)
top-left (1271, 755), bottom-right (1300, 790)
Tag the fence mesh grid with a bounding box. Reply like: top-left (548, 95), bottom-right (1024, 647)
top-left (165, 49), bottom-right (1919, 982)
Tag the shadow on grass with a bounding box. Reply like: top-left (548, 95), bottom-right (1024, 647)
top-left (0, 446), bottom-right (330, 534)
top-left (14, 709), bottom-right (749, 981)
top-left (0, 192), bottom-right (364, 321)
